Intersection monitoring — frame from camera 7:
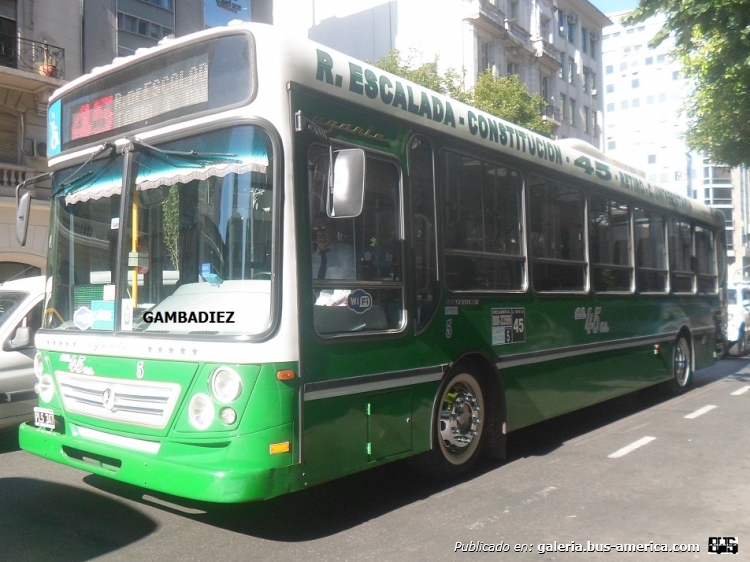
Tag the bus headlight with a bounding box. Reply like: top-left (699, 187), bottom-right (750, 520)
top-left (34, 352), bottom-right (44, 379)
top-left (188, 393), bottom-right (215, 430)
top-left (210, 367), bottom-right (242, 403)
top-left (38, 374), bottom-right (55, 403)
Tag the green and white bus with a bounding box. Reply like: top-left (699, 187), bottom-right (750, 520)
top-left (16, 23), bottom-right (726, 503)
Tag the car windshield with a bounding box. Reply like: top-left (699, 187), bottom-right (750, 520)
top-left (44, 125), bottom-right (276, 336)
top-left (0, 291), bottom-right (28, 328)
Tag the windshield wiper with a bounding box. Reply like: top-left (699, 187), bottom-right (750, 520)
top-left (129, 138), bottom-right (240, 166)
top-left (54, 142), bottom-right (117, 195)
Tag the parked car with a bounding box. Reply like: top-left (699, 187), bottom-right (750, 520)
top-left (727, 284), bottom-right (750, 356)
top-left (0, 276), bottom-right (45, 429)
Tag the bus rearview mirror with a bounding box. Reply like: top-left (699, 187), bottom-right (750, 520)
top-left (329, 148), bottom-right (365, 218)
top-left (16, 190), bottom-right (32, 247)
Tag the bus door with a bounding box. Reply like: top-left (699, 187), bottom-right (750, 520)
top-left (296, 131), bottom-right (432, 484)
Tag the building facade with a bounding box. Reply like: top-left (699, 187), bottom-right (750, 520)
top-left (0, 0), bottom-right (81, 281)
top-left (273, 0), bottom-right (610, 145)
top-left (601, 10), bottom-right (750, 280)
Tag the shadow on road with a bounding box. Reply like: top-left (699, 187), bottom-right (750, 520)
top-left (0, 477), bottom-right (157, 561)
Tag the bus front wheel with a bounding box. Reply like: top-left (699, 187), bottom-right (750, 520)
top-left (413, 370), bottom-right (486, 479)
top-left (666, 335), bottom-right (693, 394)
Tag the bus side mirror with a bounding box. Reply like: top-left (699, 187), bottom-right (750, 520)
top-left (329, 149), bottom-right (365, 218)
top-left (16, 189), bottom-right (32, 247)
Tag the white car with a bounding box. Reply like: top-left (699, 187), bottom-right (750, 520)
top-left (727, 284), bottom-right (750, 356)
top-left (0, 276), bottom-right (45, 429)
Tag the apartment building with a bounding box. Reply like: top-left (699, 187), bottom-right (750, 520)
top-left (0, 0), bottom-right (80, 280)
top-left (274, 0), bottom-right (610, 145)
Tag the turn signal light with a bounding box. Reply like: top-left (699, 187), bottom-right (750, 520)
top-left (276, 370), bottom-right (295, 381)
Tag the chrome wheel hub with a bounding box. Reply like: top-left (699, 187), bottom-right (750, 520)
top-left (439, 385), bottom-right (481, 454)
top-left (675, 341), bottom-right (689, 386)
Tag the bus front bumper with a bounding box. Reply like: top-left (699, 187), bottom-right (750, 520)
top-left (19, 421), bottom-right (300, 503)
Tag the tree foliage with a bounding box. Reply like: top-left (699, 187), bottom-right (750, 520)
top-left (625, 1), bottom-right (750, 166)
top-left (374, 50), bottom-right (552, 137)
top-left (373, 49), bottom-right (471, 103)
top-left (472, 71), bottom-right (551, 137)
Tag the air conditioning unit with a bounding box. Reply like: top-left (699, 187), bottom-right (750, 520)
top-left (32, 140), bottom-right (47, 159)
top-left (559, 26), bottom-right (566, 36)
top-left (590, 89), bottom-right (598, 97)
top-left (567, 14), bottom-right (578, 24)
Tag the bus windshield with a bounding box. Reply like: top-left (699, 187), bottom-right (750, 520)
top-left (45, 125), bottom-right (275, 336)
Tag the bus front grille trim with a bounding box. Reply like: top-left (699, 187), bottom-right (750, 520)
top-left (56, 371), bottom-right (181, 429)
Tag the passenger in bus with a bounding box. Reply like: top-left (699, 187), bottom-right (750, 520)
top-left (311, 214), bottom-right (356, 280)
top-left (312, 213), bottom-right (356, 306)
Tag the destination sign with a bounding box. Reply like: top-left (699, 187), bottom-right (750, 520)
top-left (67, 54), bottom-right (209, 143)
top-left (51, 33), bottom-right (254, 154)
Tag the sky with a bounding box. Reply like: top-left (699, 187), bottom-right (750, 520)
top-left (590, 0), bottom-right (640, 14)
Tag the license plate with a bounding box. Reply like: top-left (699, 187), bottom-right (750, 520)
top-left (34, 407), bottom-right (55, 430)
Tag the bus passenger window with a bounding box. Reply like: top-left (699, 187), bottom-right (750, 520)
top-left (409, 136), bottom-right (439, 329)
top-left (695, 226), bottom-right (717, 294)
top-left (528, 176), bottom-right (586, 292)
top-left (634, 207), bottom-right (667, 293)
top-left (443, 151), bottom-right (525, 292)
top-left (589, 197), bottom-right (632, 292)
top-left (668, 218), bottom-right (695, 293)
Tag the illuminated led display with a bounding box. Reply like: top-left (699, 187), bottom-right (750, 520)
top-left (56, 33), bottom-right (254, 152)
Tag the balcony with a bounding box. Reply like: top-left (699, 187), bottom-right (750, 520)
top-left (542, 104), bottom-right (561, 127)
top-left (0, 164), bottom-right (51, 201)
top-left (506, 20), bottom-right (530, 45)
top-left (0, 33), bottom-right (65, 79)
top-left (464, 0), bottom-right (508, 37)
top-left (533, 38), bottom-right (563, 69)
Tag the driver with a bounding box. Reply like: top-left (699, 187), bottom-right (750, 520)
top-left (311, 214), bottom-right (356, 280)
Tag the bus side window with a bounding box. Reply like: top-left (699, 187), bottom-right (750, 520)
top-left (528, 175), bottom-right (586, 292)
top-left (695, 226), bottom-right (717, 294)
top-left (443, 151), bottom-right (525, 292)
top-left (589, 196), bottom-right (632, 292)
top-left (634, 207), bottom-right (667, 293)
top-left (408, 136), bottom-right (438, 330)
top-left (668, 218), bottom-right (695, 293)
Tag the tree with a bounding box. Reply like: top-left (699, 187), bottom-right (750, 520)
top-left (374, 50), bottom-right (552, 137)
top-left (625, 1), bottom-right (750, 167)
top-left (372, 49), bottom-right (471, 103)
top-left (472, 71), bottom-right (552, 137)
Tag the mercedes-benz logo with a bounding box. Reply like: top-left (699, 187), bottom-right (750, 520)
top-left (102, 387), bottom-right (116, 411)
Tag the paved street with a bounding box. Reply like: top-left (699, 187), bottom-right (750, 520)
top-left (1, 357), bottom-right (748, 561)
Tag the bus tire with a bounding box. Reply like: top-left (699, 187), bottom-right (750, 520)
top-left (412, 370), bottom-right (486, 479)
top-left (665, 335), bottom-right (693, 394)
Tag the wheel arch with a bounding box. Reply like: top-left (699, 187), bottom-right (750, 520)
top-left (677, 325), bottom-right (694, 370)
top-left (438, 351), bottom-right (507, 461)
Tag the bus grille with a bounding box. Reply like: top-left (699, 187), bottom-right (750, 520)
top-left (56, 371), bottom-right (181, 429)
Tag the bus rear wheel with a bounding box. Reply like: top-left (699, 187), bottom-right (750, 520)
top-left (666, 335), bottom-right (692, 394)
top-left (413, 371), bottom-right (486, 479)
